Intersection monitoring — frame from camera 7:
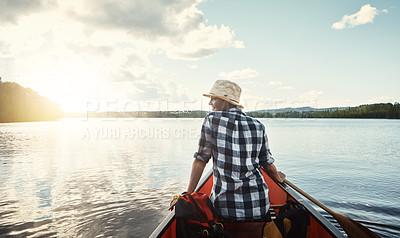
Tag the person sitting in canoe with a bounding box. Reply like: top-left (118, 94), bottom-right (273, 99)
top-left (170, 79), bottom-right (285, 222)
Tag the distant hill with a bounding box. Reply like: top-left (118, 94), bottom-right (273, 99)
top-left (0, 77), bottom-right (63, 123)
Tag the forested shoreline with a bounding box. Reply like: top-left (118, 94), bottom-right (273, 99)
top-left (248, 103), bottom-right (400, 119)
top-left (65, 103), bottom-right (400, 119)
top-left (0, 78), bottom-right (62, 123)
top-left (2, 77), bottom-right (399, 122)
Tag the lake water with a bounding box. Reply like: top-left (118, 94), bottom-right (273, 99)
top-left (0, 118), bottom-right (399, 237)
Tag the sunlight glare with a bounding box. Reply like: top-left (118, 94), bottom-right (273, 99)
top-left (49, 59), bottom-right (101, 113)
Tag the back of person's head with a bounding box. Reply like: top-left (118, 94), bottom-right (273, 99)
top-left (203, 80), bottom-right (243, 109)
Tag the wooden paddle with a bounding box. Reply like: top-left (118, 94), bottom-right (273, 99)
top-left (284, 179), bottom-right (380, 238)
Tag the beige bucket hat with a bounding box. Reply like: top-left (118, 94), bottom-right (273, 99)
top-left (203, 80), bottom-right (243, 108)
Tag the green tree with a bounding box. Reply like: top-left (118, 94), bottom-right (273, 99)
top-left (0, 78), bottom-right (63, 123)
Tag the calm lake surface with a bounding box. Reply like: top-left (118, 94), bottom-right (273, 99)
top-left (1, 118), bottom-right (399, 237)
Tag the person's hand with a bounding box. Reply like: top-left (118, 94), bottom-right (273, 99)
top-left (168, 195), bottom-right (180, 211)
top-left (278, 171), bottom-right (286, 183)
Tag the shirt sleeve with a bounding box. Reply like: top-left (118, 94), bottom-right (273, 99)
top-left (193, 116), bottom-right (212, 163)
top-left (259, 127), bottom-right (275, 167)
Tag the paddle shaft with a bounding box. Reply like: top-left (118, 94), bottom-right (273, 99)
top-left (284, 179), bottom-right (336, 215)
top-left (284, 179), bottom-right (380, 238)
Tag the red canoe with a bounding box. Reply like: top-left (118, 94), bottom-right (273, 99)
top-left (150, 169), bottom-right (345, 238)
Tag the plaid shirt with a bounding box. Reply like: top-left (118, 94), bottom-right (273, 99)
top-left (194, 108), bottom-right (275, 221)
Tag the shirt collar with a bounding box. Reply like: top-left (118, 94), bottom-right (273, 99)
top-left (228, 107), bottom-right (246, 116)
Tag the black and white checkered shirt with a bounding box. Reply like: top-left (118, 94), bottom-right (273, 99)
top-left (194, 108), bottom-right (275, 221)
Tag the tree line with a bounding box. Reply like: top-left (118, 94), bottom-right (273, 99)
top-left (0, 77), bottom-right (62, 123)
top-left (4, 75), bottom-right (396, 121)
top-left (67, 103), bottom-right (400, 119)
top-left (248, 103), bottom-right (400, 119)
top-left (66, 110), bottom-right (209, 119)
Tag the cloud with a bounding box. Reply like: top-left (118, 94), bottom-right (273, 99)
top-left (297, 90), bottom-right (324, 106)
top-left (0, 0), bottom-right (243, 110)
top-left (66, 0), bottom-right (203, 38)
top-left (0, 0), bottom-right (243, 74)
top-left (219, 68), bottom-right (259, 80)
top-left (163, 24), bottom-right (244, 60)
top-left (332, 4), bottom-right (388, 30)
top-left (268, 81), bottom-right (294, 90)
top-left (241, 94), bottom-right (287, 111)
top-left (368, 96), bottom-right (394, 104)
top-left (0, 0), bottom-right (57, 25)
top-left (64, 0), bottom-right (244, 60)
top-left (278, 86), bottom-right (294, 90)
top-left (301, 90), bottom-right (324, 98)
top-left (156, 79), bottom-right (193, 103)
top-left (268, 81), bottom-right (283, 86)
top-left (0, 0), bottom-right (243, 60)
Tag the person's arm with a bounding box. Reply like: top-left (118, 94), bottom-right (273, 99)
top-left (262, 163), bottom-right (285, 183)
top-left (169, 116), bottom-right (211, 211)
top-left (187, 158), bottom-right (207, 193)
top-left (169, 158), bottom-right (207, 211)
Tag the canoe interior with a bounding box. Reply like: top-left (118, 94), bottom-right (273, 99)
top-left (151, 170), bottom-right (344, 238)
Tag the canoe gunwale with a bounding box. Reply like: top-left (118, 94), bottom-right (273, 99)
top-left (150, 212), bottom-right (174, 238)
top-left (278, 182), bottom-right (346, 238)
top-left (150, 169), bottom-right (345, 238)
top-left (149, 170), bottom-right (213, 238)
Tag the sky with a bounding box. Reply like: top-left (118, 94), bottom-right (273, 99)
top-left (0, 0), bottom-right (399, 112)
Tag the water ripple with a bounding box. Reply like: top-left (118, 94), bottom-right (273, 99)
top-left (1, 119), bottom-right (399, 237)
